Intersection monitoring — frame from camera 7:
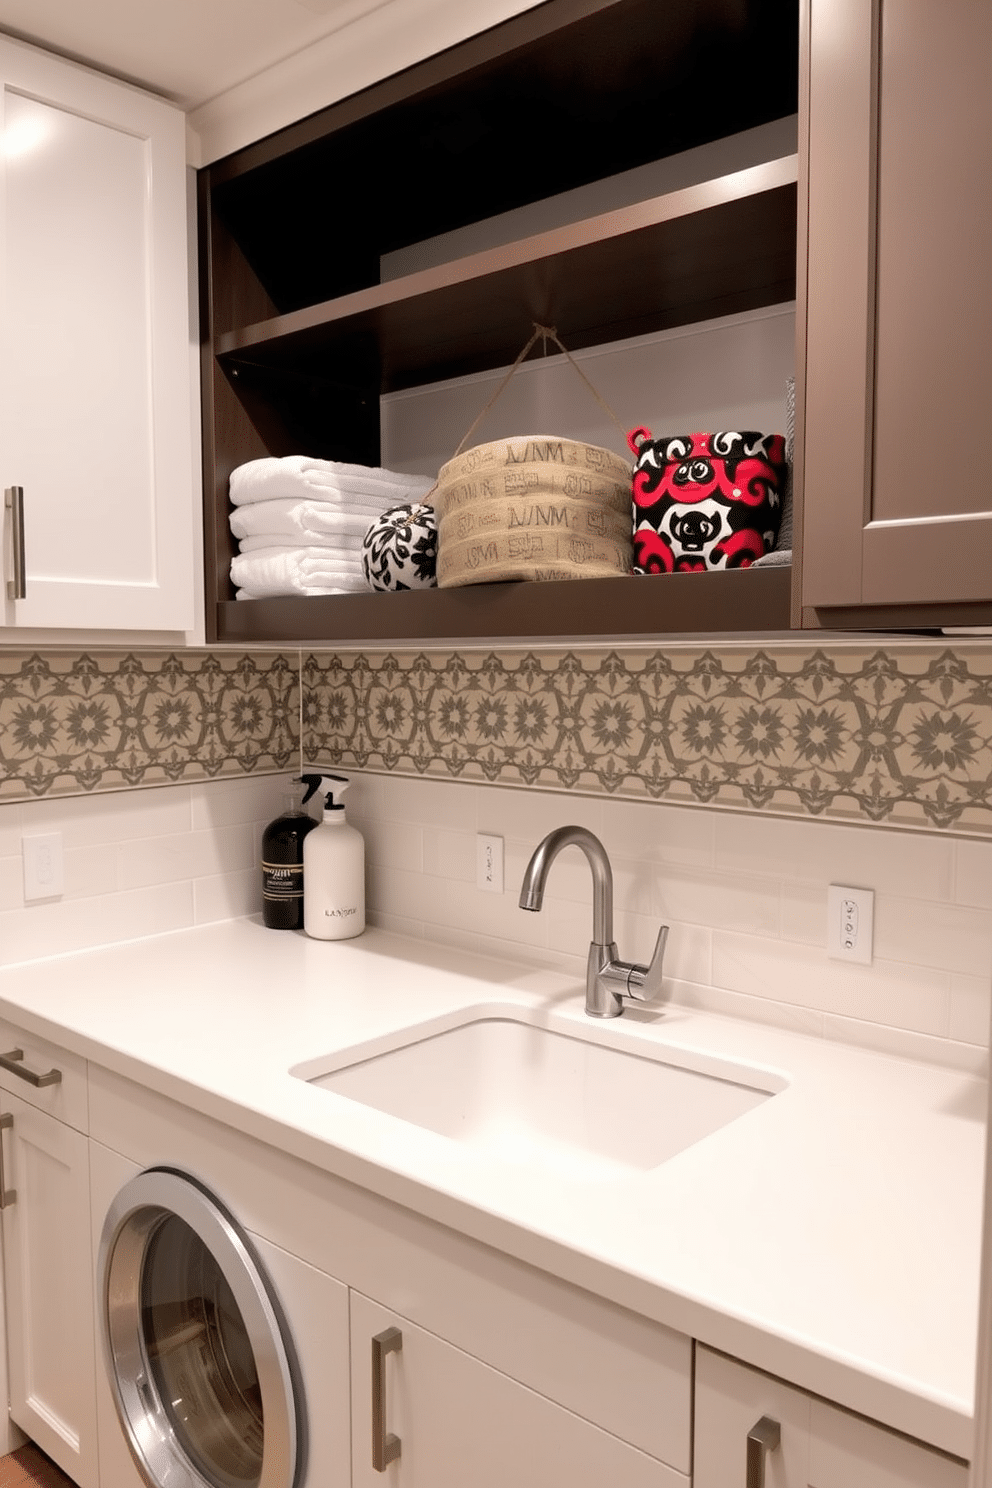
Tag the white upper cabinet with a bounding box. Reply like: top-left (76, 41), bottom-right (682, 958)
top-left (0, 35), bottom-right (196, 632)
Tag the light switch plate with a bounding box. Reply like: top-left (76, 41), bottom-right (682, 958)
top-left (476, 834), bottom-right (504, 893)
top-left (827, 884), bottom-right (874, 964)
top-left (23, 831), bottom-right (64, 902)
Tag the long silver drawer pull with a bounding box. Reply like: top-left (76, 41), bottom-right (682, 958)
top-left (0, 1113), bottom-right (15, 1207)
top-left (372, 1326), bottom-right (402, 1471)
top-left (5, 486), bottom-right (26, 600)
top-left (0, 1048), bottom-right (62, 1088)
top-left (746, 1415), bottom-right (781, 1488)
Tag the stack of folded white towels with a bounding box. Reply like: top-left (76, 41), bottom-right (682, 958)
top-left (229, 455), bottom-right (437, 599)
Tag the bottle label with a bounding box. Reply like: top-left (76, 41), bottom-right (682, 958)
top-left (262, 861), bottom-right (304, 902)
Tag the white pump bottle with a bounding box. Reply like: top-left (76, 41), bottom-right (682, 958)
top-left (298, 772), bottom-right (365, 941)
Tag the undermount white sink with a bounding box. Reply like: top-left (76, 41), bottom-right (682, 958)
top-left (292, 1009), bottom-right (786, 1180)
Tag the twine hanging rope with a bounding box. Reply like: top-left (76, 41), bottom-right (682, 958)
top-left (451, 322), bottom-right (630, 458)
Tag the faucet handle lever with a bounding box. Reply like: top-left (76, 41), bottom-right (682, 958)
top-left (626, 924), bottom-right (669, 1003)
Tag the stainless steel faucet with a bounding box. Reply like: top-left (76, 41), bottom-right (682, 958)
top-left (518, 825), bottom-right (669, 1018)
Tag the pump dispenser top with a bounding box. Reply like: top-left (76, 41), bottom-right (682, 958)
top-left (297, 770), bottom-right (365, 940)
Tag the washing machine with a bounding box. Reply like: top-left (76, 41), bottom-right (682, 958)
top-left (90, 1129), bottom-right (351, 1488)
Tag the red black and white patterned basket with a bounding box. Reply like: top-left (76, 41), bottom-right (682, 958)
top-left (629, 427), bottom-right (787, 573)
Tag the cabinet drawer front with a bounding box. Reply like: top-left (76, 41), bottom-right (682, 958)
top-left (350, 1291), bottom-right (687, 1488)
top-left (0, 1017), bottom-right (87, 1129)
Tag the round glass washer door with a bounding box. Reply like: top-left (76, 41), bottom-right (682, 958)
top-left (99, 1168), bottom-right (303, 1488)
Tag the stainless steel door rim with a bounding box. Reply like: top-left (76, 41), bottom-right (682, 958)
top-left (99, 1167), bottom-right (303, 1488)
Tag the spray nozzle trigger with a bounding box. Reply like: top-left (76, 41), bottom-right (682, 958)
top-left (298, 772), bottom-right (350, 811)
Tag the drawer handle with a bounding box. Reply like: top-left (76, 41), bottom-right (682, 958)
top-left (372, 1326), bottom-right (402, 1472)
top-left (0, 1048), bottom-right (62, 1088)
top-left (747, 1415), bottom-right (781, 1488)
top-left (0, 1112), bottom-right (15, 1207)
top-left (4, 486), bottom-right (26, 600)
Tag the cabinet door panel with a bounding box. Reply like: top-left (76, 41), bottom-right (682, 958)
top-left (809, 1399), bottom-right (968, 1488)
top-left (871, 0), bottom-right (991, 527)
top-left (695, 1347), bottom-right (969, 1488)
top-left (350, 1292), bottom-right (685, 1488)
top-left (250, 1232), bottom-right (351, 1488)
top-left (695, 1345), bottom-right (811, 1486)
top-left (800, 0), bottom-right (992, 616)
top-left (1, 1088), bottom-right (98, 1488)
top-left (0, 37), bottom-right (194, 631)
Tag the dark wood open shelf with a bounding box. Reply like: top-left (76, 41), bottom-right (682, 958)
top-left (200, 0), bottom-right (801, 647)
top-left (207, 0), bottom-right (799, 321)
top-left (217, 162), bottom-right (797, 392)
top-left (216, 565), bottom-right (792, 645)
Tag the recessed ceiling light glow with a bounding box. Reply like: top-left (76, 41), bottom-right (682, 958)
top-left (2, 111), bottom-right (51, 159)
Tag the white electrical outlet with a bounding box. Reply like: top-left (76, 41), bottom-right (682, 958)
top-left (23, 831), bottom-right (64, 902)
top-left (476, 834), bottom-right (504, 893)
top-left (827, 884), bottom-right (874, 964)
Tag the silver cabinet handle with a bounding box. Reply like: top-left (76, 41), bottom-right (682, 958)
top-left (0, 1048), bottom-right (62, 1088)
top-left (372, 1326), bottom-right (402, 1472)
top-left (4, 486), bottom-right (25, 599)
top-left (746, 1415), bottom-right (781, 1488)
top-left (0, 1112), bottom-right (15, 1207)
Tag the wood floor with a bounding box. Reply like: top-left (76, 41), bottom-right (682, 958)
top-left (0, 1445), bottom-right (77, 1488)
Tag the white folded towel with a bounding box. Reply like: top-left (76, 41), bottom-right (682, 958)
top-left (229, 455), bottom-right (435, 509)
top-left (230, 498), bottom-right (383, 546)
top-left (236, 585), bottom-right (367, 599)
top-left (231, 546), bottom-right (370, 598)
top-left (235, 529), bottom-right (365, 555)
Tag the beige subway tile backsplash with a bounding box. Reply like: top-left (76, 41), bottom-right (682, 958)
top-left (0, 856), bottom-right (21, 913)
top-left (949, 974), bottom-right (992, 1048)
top-left (25, 786), bottom-right (193, 848)
top-left (955, 838), bottom-right (992, 908)
top-left (63, 843), bottom-right (119, 900)
top-left (0, 881), bottom-right (195, 968)
top-left (194, 868), bottom-right (260, 926)
top-left (874, 896), bottom-right (992, 979)
top-left (712, 930), bottom-right (952, 1037)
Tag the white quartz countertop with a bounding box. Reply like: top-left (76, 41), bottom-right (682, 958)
top-left (0, 918), bottom-right (984, 1460)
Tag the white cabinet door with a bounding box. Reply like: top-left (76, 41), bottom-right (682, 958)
top-left (0, 34), bottom-right (195, 632)
top-left (809, 1399), bottom-right (967, 1488)
top-left (350, 1291), bottom-right (686, 1488)
top-left (694, 1347), bottom-right (967, 1488)
top-left (695, 1345), bottom-right (812, 1485)
top-left (0, 1086), bottom-right (99, 1488)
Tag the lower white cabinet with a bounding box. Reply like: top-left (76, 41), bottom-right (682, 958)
top-left (350, 1290), bottom-right (684, 1488)
top-left (0, 1078), bottom-right (98, 1487)
top-left (0, 1045), bottom-right (969, 1488)
top-left (694, 1346), bottom-right (968, 1488)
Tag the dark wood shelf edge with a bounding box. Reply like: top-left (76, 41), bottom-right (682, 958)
top-left (214, 167), bottom-right (798, 363)
top-left (805, 600), bottom-right (992, 632)
top-left (214, 566), bottom-right (792, 645)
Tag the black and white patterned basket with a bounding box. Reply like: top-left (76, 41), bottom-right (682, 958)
top-left (362, 502), bottom-right (438, 591)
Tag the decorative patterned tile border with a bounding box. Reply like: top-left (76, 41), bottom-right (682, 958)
top-left (0, 652), bottom-right (299, 802)
top-left (6, 643), bottom-right (992, 834)
top-left (303, 644), bottom-right (992, 835)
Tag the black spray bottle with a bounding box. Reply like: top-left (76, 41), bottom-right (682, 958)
top-left (261, 781), bottom-right (319, 929)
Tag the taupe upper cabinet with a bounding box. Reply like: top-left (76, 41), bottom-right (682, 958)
top-left (798, 0), bottom-right (992, 630)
